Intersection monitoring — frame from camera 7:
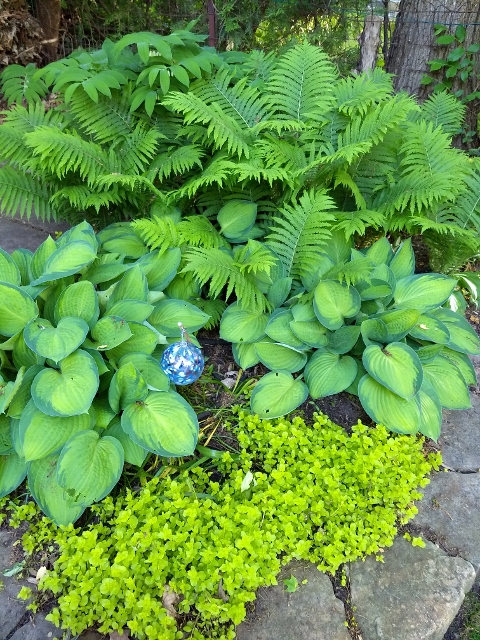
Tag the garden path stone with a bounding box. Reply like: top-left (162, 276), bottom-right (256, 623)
top-left (0, 531), bottom-right (31, 639)
top-left (9, 614), bottom-right (63, 639)
top-left (0, 214), bottom-right (69, 253)
top-left (413, 470), bottom-right (480, 573)
top-left (349, 537), bottom-right (476, 640)
top-left (439, 393), bottom-right (480, 471)
top-left (235, 560), bottom-right (350, 640)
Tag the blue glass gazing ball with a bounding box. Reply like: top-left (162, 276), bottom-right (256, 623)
top-left (160, 341), bottom-right (204, 385)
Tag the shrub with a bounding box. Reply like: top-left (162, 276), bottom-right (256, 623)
top-left (16, 410), bottom-right (441, 639)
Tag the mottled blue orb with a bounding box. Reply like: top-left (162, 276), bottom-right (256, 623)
top-left (160, 341), bottom-right (204, 385)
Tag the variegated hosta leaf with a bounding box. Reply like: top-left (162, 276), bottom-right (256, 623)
top-left (313, 280), bottom-right (361, 330)
top-left (362, 342), bottom-right (423, 400)
top-left (0, 282), bottom-right (38, 337)
top-left (24, 316), bottom-right (89, 362)
top-left (423, 355), bottom-right (471, 410)
top-left (305, 350), bottom-right (357, 398)
top-left (250, 370), bottom-right (308, 419)
top-left (393, 274), bottom-right (456, 312)
top-left (220, 303), bottom-right (269, 343)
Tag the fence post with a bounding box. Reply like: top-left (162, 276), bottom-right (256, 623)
top-left (207, 0), bottom-right (216, 47)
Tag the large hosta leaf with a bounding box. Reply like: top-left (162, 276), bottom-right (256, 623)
top-left (430, 308), bottom-right (480, 355)
top-left (250, 371), bottom-right (308, 419)
top-left (232, 342), bottom-right (261, 369)
top-left (423, 355), bottom-right (471, 409)
top-left (145, 248), bottom-right (182, 291)
top-left (313, 280), bottom-right (361, 330)
top-left (108, 363), bottom-right (148, 413)
top-left (30, 240), bottom-right (97, 286)
top-left (254, 341), bottom-right (307, 373)
top-left (54, 281), bottom-right (99, 327)
top-left (358, 375), bottom-right (420, 434)
top-left (394, 274), bottom-right (456, 312)
top-left (20, 399), bottom-right (91, 461)
top-left (24, 317), bottom-right (89, 362)
top-left (217, 200), bottom-right (257, 239)
top-left (326, 326), bottom-right (361, 354)
top-left (0, 415), bottom-right (13, 455)
top-left (355, 279), bottom-right (392, 301)
top-left (104, 418), bottom-right (148, 467)
top-left (107, 300), bottom-right (154, 323)
top-left (363, 342), bottom-right (423, 400)
top-left (0, 453), bottom-right (27, 498)
top-left (28, 455), bottom-right (85, 525)
top-left (31, 349), bottom-right (99, 416)
top-left (0, 283), bottom-right (38, 337)
top-left (0, 367), bottom-right (25, 415)
top-left (408, 313), bottom-right (450, 344)
top-left (121, 390), bottom-right (198, 457)
top-left (220, 304), bottom-right (269, 343)
top-left (289, 320), bottom-right (328, 349)
top-left (11, 248), bottom-right (32, 286)
top-left (389, 238), bottom-right (415, 280)
top-left (56, 430), bottom-right (124, 505)
top-left (0, 247), bottom-right (21, 285)
top-left (375, 309), bottom-right (421, 342)
top-left (108, 265), bottom-right (149, 307)
top-left (105, 322), bottom-right (160, 360)
top-left (90, 316), bottom-right (133, 350)
top-left (416, 379), bottom-right (442, 441)
top-left (442, 348), bottom-right (476, 386)
top-left (265, 311), bottom-right (306, 349)
top-left (149, 299), bottom-right (210, 336)
top-left (305, 350), bottom-right (357, 398)
top-left (118, 353), bottom-right (169, 391)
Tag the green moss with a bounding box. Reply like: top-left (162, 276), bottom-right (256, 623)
top-left (17, 410), bottom-right (440, 640)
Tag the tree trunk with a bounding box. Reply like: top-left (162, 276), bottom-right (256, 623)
top-left (358, 14), bottom-right (383, 73)
top-left (35, 0), bottom-right (61, 62)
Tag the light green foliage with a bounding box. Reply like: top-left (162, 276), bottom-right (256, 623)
top-left (0, 222), bottom-right (214, 524)
top-left (16, 410), bottom-right (440, 639)
top-left (220, 235), bottom-right (480, 437)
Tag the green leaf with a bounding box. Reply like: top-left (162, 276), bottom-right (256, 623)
top-left (10, 249), bottom-right (32, 286)
top-left (355, 279), bottom-right (392, 301)
top-left (171, 64), bottom-right (190, 86)
top-left (408, 313), bottom-right (450, 344)
top-left (374, 309), bottom-right (421, 342)
top-left (365, 237), bottom-right (393, 265)
top-left (145, 248), bottom-right (181, 291)
top-left (358, 375), bottom-right (420, 434)
top-left (56, 430), bottom-right (124, 505)
top-left (363, 342), bottom-right (423, 400)
top-left (0, 415), bottom-right (13, 455)
top-left (313, 280), bottom-right (361, 330)
top-left (220, 304), bottom-right (268, 343)
top-left (118, 353), bottom-right (169, 391)
top-left (29, 236), bottom-right (57, 282)
top-left (103, 418), bottom-right (147, 467)
top-left (217, 200), bottom-right (257, 239)
top-left (149, 299), bottom-right (210, 336)
top-left (430, 308), bottom-right (480, 355)
top-left (0, 247), bottom-right (21, 285)
top-left (442, 348), bottom-right (476, 385)
top-left (416, 379), bottom-right (442, 441)
top-left (415, 343), bottom-right (445, 364)
top-left (265, 311), bottom-right (306, 349)
top-left (267, 277), bottom-right (293, 308)
top-left (108, 265), bottom-right (149, 307)
top-left (255, 341), bottom-right (307, 373)
top-left (121, 390), bottom-right (198, 457)
top-left (436, 34), bottom-right (456, 45)
top-left (455, 25), bottom-right (466, 42)
top-left (0, 367), bottom-right (24, 415)
top-left (232, 342), bottom-right (260, 369)
top-left (102, 234), bottom-right (147, 259)
top-left (0, 453), bottom-right (28, 498)
top-left (326, 325), bottom-right (361, 354)
top-left (20, 399), bottom-right (91, 461)
top-left (30, 241), bottom-right (97, 286)
top-left (90, 316), bottom-right (133, 350)
top-left (28, 455), bottom-right (86, 525)
top-left (54, 281), bottom-right (99, 327)
top-left (24, 317), bottom-right (89, 362)
top-left (322, 229), bottom-right (352, 264)
top-left (0, 283), bottom-right (38, 337)
top-left (107, 300), bottom-right (154, 323)
top-left (305, 350), bottom-right (357, 398)
top-left (250, 371), bottom-right (308, 419)
top-left (108, 363), bottom-right (148, 413)
top-left (31, 349), bottom-right (99, 417)
top-left (394, 274), bottom-right (456, 312)
top-left (90, 394), bottom-right (116, 429)
top-left (289, 320), bottom-right (328, 349)
top-left (105, 322), bottom-right (159, 361)
top-left (423, 355), bottom-right (471, 409)
top-left (12, 334), bottom-right (44, 369)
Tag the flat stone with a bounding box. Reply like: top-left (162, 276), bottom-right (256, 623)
top-left (0, 530), bottom-right (28, 639)
top-left (236, 561), bottom-right (349, 640)
top-left (439, 393), bottom-right (480, 471)
top-left (413, 471), bottom-right (480, 573)
top-left (9, 614), bottom-right (63, 639)
top-left (0, 215), bottom-right (69, 253)
top-left (349, 537), bottom-right (475, 640)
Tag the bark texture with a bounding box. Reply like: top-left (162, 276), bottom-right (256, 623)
top-left (35, 0), bottom-right (61, 61)
top-left (358, 14), bottom-right (383, 72)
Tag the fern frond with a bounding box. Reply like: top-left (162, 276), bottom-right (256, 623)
top-left (177, 216), bottom-right (229, 249)
top-left (229, 156), bottom-right (293, 186)
top-left (333, 209), bottom-right (385, 239)
top-left (69, 89), bottom-right (137, 143)
top-left (50, 185), bottom-right (93, 209)
top-left (191, 298), bottom-right (227, 329)
top-left (419, 91), bottom-right (465, 137)
top-left (266, 42), bottom-right (337, 122)
top-left (256, 137), bottom-right (307, 174)
top-left (131, 216), bottom-right (181, 254)
top-left (444, 163), bottom-right (480, 232)
top-left (0, 166), bottom-right (56, 221)
top-left (147, 144), bottom-right (204, 181)
top-left (334, 69), bottom-right (394, 116)
top-left (234, 240), bottom-right (276, 275)
top-left (242, 49), bottom-right (277, 86)
top-left (333, 169), bottom-right (367, 210)
top-left (95, 173), bottom-right (165, 198)
top-left (323, 256), bottom-right (374, 286)
top-left (352, 132), bottom-right (399, 204)
top-left (423, 229), bottom-right (479, 272)
top-left (172, 155), bottom-right (234, 199)
top-left (115, 124), bottom-right (163, 174)
top-left (182, 247), bottom-right (269, 313)
top-left (266, 189), bottom-right (336, 280)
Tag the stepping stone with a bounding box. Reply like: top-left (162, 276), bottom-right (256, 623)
top-left (0, 215), bottom-right (69, 253)
top-left (413, 470), bottom-right (480, 573)
top-left (349, 537), bottom-right (475, 640)
top-left (0, 531), bottom-right (31, 639)
top-left (236, 560), bottom-right (350, 640)
top-left (439, 394), bottom-right (480, 471)
top-left (9, 614), bottom-right (63, 639)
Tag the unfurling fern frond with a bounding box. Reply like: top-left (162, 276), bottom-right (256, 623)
top-left (266, 42), bottom-right (337, 122)
top-left (182, 247), bottom-right (270, 312)
top-left (333, 209), bottom-right (385, 239)
top-left (0, 166), bottom-right (56, 220)
top-left (176, 216), bottom-right (228, 249)
top-left (131, 216), bottom-right (181, 254)
top-left (266, 189), bottom-right (336, 281)
top-left (419, 91), bottom-right (465, 137)
top-left (147, 144), bottom-right (204, 181)
top-left (191, 298), bottom-right (227, 329)
top-left (334, 69), bottom-right (394, 116)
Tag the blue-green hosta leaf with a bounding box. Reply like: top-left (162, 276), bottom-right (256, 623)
top-left (24, 317), bottom-right (89, 363)
top-left (220, 303), bottom-right (269, 343)
top-left (0, 247), bottom-right (21, 286)
top-left (445, 291), bottom-right (467, 315)
top-left (394, 274), bottom-right (456, 312)
top-left (265, 311), bottom-right (306, 349)
top-left (366, 237), bottom-right (394, 265)
top-left (254, 341), bottom-right (307, 373)
top-left (363, 342), bottom-right (423, 400)
top-left (29, 236), bottom-right (57, 282)
top-left (416, 379), bottom-right (442, 441)
top-left (54, 281), bottom-right (100, 328)
top-left (149, 299), bottom-right (210, 336)
top-left (252, 246), bottom-right (285, 294)
top-left (358, 375), bottom-right (420, 434)
top-left (81, 261), bottom-right (130, 286)
top-left (121, 390), bottom-right (198, 457)
top-left (441, 347), bottom-right (476, 385)
top-left (30, 241), bottom-right (97, 286)
top-left (83, 349), bottom-right (109, 376)
top-left (346, 360), bottom-right (367, 395)
top-left (0, 283), bottom-right (38, 337)
top-left (305, 350), bottom-right (357, 398)
top-left (217, 200), bottom-right (257, 239)
top-left (12, 334), bottom-right (45, 369)
top-left (106, 300), bottom-right (154, 323)
top-left (0, 367), bottom-right (24, 415)
top-left (118, 353), bottom-right (169, 391)
top-left (300, 253), bottom-right (335, 291)
top-left (56, 221), bottom-right (97, 250)
top-left (250, 370), bottom-right (308, 419)
top-left (374, 309), bottom-right (421, 342)
top-left (10, 248), bottom-right (32, 286)
top-left (232, 342), bottom-right (261, 369)
top-left (0, 415), bottom-right (13, 454)
top-left (108, 363), bottom-right (148, 413)
top-left (145, 248), bottom-right (182, 291)
top-left (313, 280), bottom-right (361, 330)
top-left (326, 326), bottom-right (361, 354)
top-left (103, 418), bottom-right (147, 467)
top-left (19, 399), bottom-right (91, 461)
top-left (105, 322), bottom-right (160, 361)
top-left (361, 318), bottom-right (389, 346)
top-left (408, 313), bottom-right (450, 344)
top-left (0, 453), bottom-right (27, 498)
top-left (355, 279), bottom-right (392, 301)
top-left (89, 316), bottom-right (133, 350)
top-left (56, 430), bottom-right (124, 505)
top-left (389, 238), bottom-right (415, 280)
top-left (89, 395), bottom-right (116, 430)
top-left (31, 349), bottom-right (99, 417)
top-left (289, 320), bottom-right (328, 349)
top-left (108, 265), bottom-right (149, 307)
top-left (28, 455), bottom-right (85, 525)
top-left (267, 277), bottom-right (293, 308)
top-left (423, 355), bottom-right (471, 409)
top-left (415, 344), bottom-right (445, 364)
top-left (430, 308), bottom-right (480, 355)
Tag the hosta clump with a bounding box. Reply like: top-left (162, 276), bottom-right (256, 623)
top-left (0, 221), bottom-right (212, 525)
top-left (220, 234), bottom-right (480, 438)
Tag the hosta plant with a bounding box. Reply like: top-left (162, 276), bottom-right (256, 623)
top-left (220, 234), bottom-right (480, 438)
top-left (0, 222), bottom-right (212, 525)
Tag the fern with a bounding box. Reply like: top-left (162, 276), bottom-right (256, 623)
top-left (176, 216), bottom-right (229, 248)
top-left (444, 163), bottom-right (480, 232)
top-left (131, 216), bottom-right (181, 254)
top-left (0, 166), bottom-right (56, 221)
top-left (69, 89), bottom-right (138, 143)
top-left (233, 240), bottom-right (276, 274)
top-left (147, 145), bottom-right (204, 181)
top-left (114, 124), bottom-right (163, 173)
top-left (172, 155), bottom-right (234, 199)
top-left (418, 91), bottom-right (465, 137)
top-left (333, 210), bottom-right (385, 239)
top-left (334, 69), bottom-right (394, 116)
top-left (266, 190), bottom-right (336, 281)
top-left (323, 256), bottom-right (374, 286)
top-left (190, 298), bottom-right (227, 329)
